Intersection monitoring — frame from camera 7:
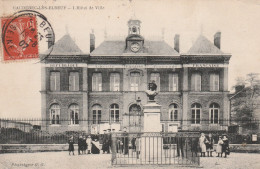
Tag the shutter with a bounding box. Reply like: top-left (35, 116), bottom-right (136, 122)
top-left (191, 74), bottom-right (195, 91)
top-left (56, 72), bottom-right (60, 91)
top-left (115, 73), bottom-right (120, 91)
top-left (98, 74), bottom-right (102, 91)
top-left (69, 73), bottom-right (73, 91)
top-left (215, 74), bottom-right (219, 91)
top-left (210, 74), bottom-right (213, 91)
top-left (173, 74), bottom-right (178, 91)
top-left (169, 74), bottom-right (173, 91)
top-left (75, 72), bottom-right (79, 91)
top-left (110, 74), bottom-right (114, 91)
top-left (50, 73), bottom-right (55, 91)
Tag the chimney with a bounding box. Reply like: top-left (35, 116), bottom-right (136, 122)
top-left (214, 32), bottom-right (221, 49)
top-left (90, 30), bottom-right (95, 53)
top-left (174, 34), bottom-right (180, 53)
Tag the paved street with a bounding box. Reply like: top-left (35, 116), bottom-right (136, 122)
top-left (0, 151), bottom-right (259, 169)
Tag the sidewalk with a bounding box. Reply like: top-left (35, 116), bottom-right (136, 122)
top-left (0, 151), bottom-right (259, 169)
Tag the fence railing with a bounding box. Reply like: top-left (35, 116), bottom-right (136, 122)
top-left (111, 132), bottom-right (200, 166)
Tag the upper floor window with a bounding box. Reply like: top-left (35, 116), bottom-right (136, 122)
top-left (69, 72), bottom-right (79, 91)
top-left (92, 73), bottom-right (102, 91)
top-left (150, 73), bottom-right (160, 91)
top-left (130, 72), bottom-right (140, 91)
top-left (110, 104), bottom-right (119, 122)
top-left (191, 73), bottom-right (201, 91)
top-left (92, 104), bottom-right (102, 124)
top-left (110, 73), bottom-right (120, 91)
top-left (50, 72), bottom-right (60, 91)
top-left (69, 104), bottom-right (79, 125)
top-left (50, 104), bottom-right (60, 125)
top-left (209, 103), bottom-right (219, 124)
top-left (191, 103), bottom-right (201, 124)
top-left (169, 103), bottom-right (178, 121)
top-left (210, 73), bottom-right (219, 91)
top-left (169, 73), bottom-right (178, 91)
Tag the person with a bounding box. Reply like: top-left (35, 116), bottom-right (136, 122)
top-left (216, 136), bottom-right (223, 157)
top-left (91, 138), bottom-right (100, 154)
top-left (131, 137), bottom-right (136, 152)
top-left (107, 129), bottom-right (112, 154)
top-left (68, 136), bottom-right (75, 155)
top-left (78, 135), bottom-right (83, 155)
top-left (82, 136), bottom-right (87, 154)
top-left (222, 135), bottom-right (229, 158)
top-left (191, 136), bottom-right (199, 157)
top-left (199, 133), bottom-right (207, 157)
top-left (102, 130), bottom-right (109, 154)
top-left (122, 127), bottom-right (129, 155)
top-left (135, 134), bottom-right (141, 159)
top-left (86, 135), bottom-right (92, 154)
top-left (176, 136), bottom-right (185, 157)
top-left (206, 133), bottom-right (214, 157)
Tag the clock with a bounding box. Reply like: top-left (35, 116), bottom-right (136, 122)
top-left (130, 43), bottom-right (140, 52)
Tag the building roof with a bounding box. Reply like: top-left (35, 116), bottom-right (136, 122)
top-left (46, 34), bottom-right (83, 55)
top-left (90, 40), bottom-right (179, 56)
top-left (187, 35), bottom-right (224, 55)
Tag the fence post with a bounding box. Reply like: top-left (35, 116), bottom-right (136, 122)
top-left (111, 133), bottom-right (117, 165)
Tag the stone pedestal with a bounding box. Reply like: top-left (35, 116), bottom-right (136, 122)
top-left (141, 100), bottom-right (162, 163)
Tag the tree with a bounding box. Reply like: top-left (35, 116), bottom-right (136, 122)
top-left (231, 73), bottom-right (260, 133)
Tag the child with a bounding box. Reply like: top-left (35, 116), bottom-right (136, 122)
top-left (68, 136), bottom-right (75, 155)
top-left (206, 133), bottom-right (214, 157)
top-left (86, 135), bottom-right (92, 154)
top-left (216, 136), bottom-right (223, 157)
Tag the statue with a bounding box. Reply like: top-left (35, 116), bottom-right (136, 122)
top-left (145, 80), bottom-right (158, 101)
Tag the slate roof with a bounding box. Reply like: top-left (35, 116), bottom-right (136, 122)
top-left (187, 35), bottom-right (224, 55)
top-left (90, 40), bottom-right (179, 56)
top-left (46, 34), bottom-right (83, 55)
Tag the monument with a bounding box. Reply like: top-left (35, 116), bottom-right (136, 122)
top-left (141, 80), bottom-right (163, 163)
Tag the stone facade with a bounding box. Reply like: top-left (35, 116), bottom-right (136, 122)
top-left (41, 19), bottom-right (231, 133)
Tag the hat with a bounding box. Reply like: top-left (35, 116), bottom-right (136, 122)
top-left (107, 129), bottom-right (111, 131)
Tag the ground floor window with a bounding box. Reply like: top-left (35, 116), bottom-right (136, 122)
top-left (110, 104), bottom-right (119, 122)
top-left (93, 104), bottom-right (102, 124)
top-left (69, 104), bottom-right (79, 125)
top-left (191, 103), bottom-right (201, 124)
top-left (209, 103), bottom-right (219, 124)
top-left (50, 104), bottom-right (60, 124)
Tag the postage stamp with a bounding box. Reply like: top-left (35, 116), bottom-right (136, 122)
top-left (1, 10), bottom-right (55, 62)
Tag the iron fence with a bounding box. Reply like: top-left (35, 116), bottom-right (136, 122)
top-left (111, 132), bottom-right (200, 166)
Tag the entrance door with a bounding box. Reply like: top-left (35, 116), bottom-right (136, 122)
top-left (127, 104), bottom-right (143, 133)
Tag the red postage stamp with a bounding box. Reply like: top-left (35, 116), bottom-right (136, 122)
top-left (1, 15), bottom-right (39, 61)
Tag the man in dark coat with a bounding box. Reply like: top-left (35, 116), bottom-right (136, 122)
top-left (222, 134), bottom-right (229, 158)
top-left (176, 136), bottom-right (185, 157)
top-left (78, 135), bottom-right (83, 155)
top-left (122, 127), bottom-right (129, 155)
top-left (107, 129), bottom-right (112, 154)
top-left (102, 130), bottom-right (109, 154)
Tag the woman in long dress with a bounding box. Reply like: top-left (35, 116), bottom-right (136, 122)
top-left (222, 135), bottom-right (229, 158)
top-left (86, 135), bottom-right (92, 154)
top-left (199, 133), bottom-right (207, 157)
top-left (216, 136), bottom-right (223, 157)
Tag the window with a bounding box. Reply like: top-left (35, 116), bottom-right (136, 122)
top-left (92, 73), bottom-right (102, 91)
top-left (150, 73), bottom-right (160, 91)
top-left (169, 104), bottom-right (178, 121)
top-left (69, 72), bottom-right (79, 91)
top-left (210, 73), bottom-right (219, 91)
top-left (110, 73), bottom-right (120, 91)
top-left (209, 103), bottom-right (219, 124)
top-left (50, 72), bottom-right (60, 91)
top-left (169, 73), bottom-right (178, 91)
top-left (110, 104), bottom-right (119, 122)
top-left (191, 73), bottom-right (201, 91)
top-left (49, 104), bottom-right (60, 125)
top-left (130, 72), bottom-right (140, 91)
top-left (92, 104), bottom-right (101, 124)
top-left (69, 104), bottom-right (79, 125)
top-left (191, 103), bottom-right (201, 124)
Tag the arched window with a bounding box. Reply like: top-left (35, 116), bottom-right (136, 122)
top-left (191, 103), bottom-right (201, 124)
top-left (92, 104), bottom-right (102, 124)
top-left (50, 104), bottom-right (60, 124)
top-left (209, 103), bottom-right (220, 124)
top-left (169, 104), bottom-right (178, 121)
top-left (110, 104), bottom-right (119, 122)
top-left (69, 104), bottom-right (79, 125)
top-left (129, 104), bottom-right (142, 115)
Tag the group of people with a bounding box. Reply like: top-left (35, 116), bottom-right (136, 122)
top-left (199, 133), bottom-right (230, 158)
top-left (68, 134), bottom-right (100, 155)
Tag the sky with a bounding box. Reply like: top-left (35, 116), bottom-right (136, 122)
top-left (0, 0), bottom-right (260, 118)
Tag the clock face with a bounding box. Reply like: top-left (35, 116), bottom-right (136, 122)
top-left (130, 43), bottom-right (140, 52)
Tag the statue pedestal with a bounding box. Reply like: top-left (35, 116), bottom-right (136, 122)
top-left (141, 100), bottom-right (162, 163)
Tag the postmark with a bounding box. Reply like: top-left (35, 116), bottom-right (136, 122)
top-left (1, 10), bottom-right (55, 62)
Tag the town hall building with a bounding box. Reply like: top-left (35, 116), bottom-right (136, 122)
top-left (40, 19), bottom-right (231, 133)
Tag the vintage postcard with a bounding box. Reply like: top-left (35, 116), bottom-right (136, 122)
top-left (0, 0), bottom-right (260, 168)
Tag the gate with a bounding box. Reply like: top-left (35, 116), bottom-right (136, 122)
top-left (111, 132), bottom-right (200, 167)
